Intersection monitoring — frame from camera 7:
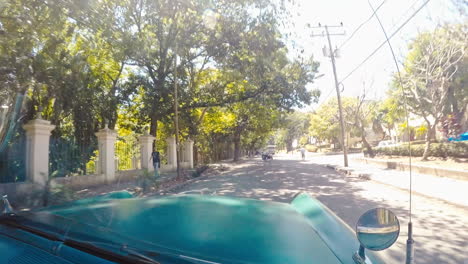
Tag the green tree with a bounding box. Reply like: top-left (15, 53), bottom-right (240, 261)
top-left (309, 99), bottom-right (342, 148)
top-left (343, 95), bottom-right (379, 157)
top-left (276, 112), bottom-right (311, 152)
top-left (376, 96), bottom-right (405, 140)
top-left (1, 0), bottom-right (319, 172)
top-left (229, 100), bottom-right (282, 161)
top-left (397, 24), bottom-right (467, 160)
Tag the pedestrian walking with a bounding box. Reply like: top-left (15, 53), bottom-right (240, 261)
top-left (299, 148), bottom-right (306, 160)
top-left (151, 150), bottom-right (160, 177)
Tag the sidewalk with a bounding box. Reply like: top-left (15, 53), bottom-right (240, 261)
top-left (355, 156), bottom-right (468, 180)
top-left (306, 154), bottom-right (468, 208)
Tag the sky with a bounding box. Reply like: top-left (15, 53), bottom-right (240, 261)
top-left (285, 0), bottom-right (464, 111)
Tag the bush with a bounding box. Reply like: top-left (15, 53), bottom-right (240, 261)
top-left (349, 147), bottom-right (363, 152)
top-left (305, 144), bottom-right (318, 152)
top-left (43, 183), bottom-right (76, 206)
top-left (318, 148), bottom-right (332, 153)
top-left (400, 140), bottom-right (437, 145)
top-left (374, 142), bottom-right (468, 158)
top-left (138, 170), bottom-right (160, 192)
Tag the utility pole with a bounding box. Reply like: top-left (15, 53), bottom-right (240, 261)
top-left (174, 52), bottom-right (181, 178)
top-left (311, 23), bottom-right (348, 167)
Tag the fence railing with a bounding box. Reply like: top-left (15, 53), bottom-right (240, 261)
top-left (0, 129), bottom-right (26, 183)
top-left (115, 139), bottom-right (140, 171)
top-left (49, 137), bottom-right (97, 177)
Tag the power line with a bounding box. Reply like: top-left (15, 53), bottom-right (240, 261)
top-left (320, 81), bottom-right (345, 103)
top-left (367, 1), bottom-right (416, 262)
top-left (339, 0), bottom-right (431, 84)
top-left (388, 0), bottom-right (421, 32)
top-left (338, 0), bottom-right (387, 50)
top-left (321, 88), bottom-right (335, 103)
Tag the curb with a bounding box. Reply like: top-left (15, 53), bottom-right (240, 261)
top-left (153, 167), bottom-right (226, 195)
top-left (327, 164), bottom-right (371, 179)
top-left (153, 175), bottom-right (210, 195)
top-left (316, 150), bottom-right (362, 156)
top-left (354, 157), bottom-right (468, 181)
top-left (153, 162), bottom-right (239, 195)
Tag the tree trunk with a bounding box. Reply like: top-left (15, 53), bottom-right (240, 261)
top-left (335, 136), bottom-right (342, 151)
top-left (107, 97), bottom-right (118, 130)
top-left (448, 85), bottom-right (459, 113)
top-left (150, 114), bottom-right (158, 138)
top-left (357, 123), bottom-right (374, 157)
top-left (362, 135), bottom-right (374, 158)
top-left (108, 111), bottom-right (117, 130)
top-left (233, 133), bottom-right (241, 162)
top-left (193, 139), bottom-right (198, 166)
top-left (217, 143), bottom-right (222, 161)
top-left (421, 123), bottom-right (436, 161)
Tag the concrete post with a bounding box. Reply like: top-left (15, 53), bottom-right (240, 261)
top-left (166, 137), bottom-right (176, 170)
top-left (95, 126), bottom-right (117, 182)
top-left (23, 118), bottom-right (55, 185)
top-left (184, 139), bottom-right (194, 169)
top-left (139, 133), bottom-right (155, 172)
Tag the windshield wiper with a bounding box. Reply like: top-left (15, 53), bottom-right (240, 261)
top-left (89, 242), bottom-right (221, 264)
top-left (0, 213), bottom-right (61, 242)
top-left (64, 239), bottom-right (161, 264)
top-left (0, 214), bottom-right (159, 264)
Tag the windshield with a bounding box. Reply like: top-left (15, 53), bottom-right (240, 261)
top-left (1, 0), bottom-right (467, 264)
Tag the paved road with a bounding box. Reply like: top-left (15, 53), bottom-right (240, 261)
top-left (172, 154), bottom-right (468, 264)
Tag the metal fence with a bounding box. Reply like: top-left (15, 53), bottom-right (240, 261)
top-left (49, 137), bottom-right (98, 177)
top-left (115, 139), bottom-right (140, 171)
top-left (0, 128), bottom-right (26, 183)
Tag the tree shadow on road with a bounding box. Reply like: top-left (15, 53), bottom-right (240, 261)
top-left (172, 158), bottom-right (468, 264)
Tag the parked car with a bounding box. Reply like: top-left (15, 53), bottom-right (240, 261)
top-left (0, 192), bottom-right (399, 264)
top-left (448, 132), bottom-right (468, 142)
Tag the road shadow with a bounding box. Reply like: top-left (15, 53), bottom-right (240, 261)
top-left (172, 158), bottom-right (468, 264)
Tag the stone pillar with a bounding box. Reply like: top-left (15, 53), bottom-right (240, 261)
top-left (132, 156), bottom-right (139, 170)
top-left (95, 126), bottom-right (117, 181)
top-left (23, 118), bottom-right (55, 185)
top-left (139, 133), bottom-right (155, 172)
top-left (166, 137), bottom-right (177, 170)
top-left (184, 139), bottom-right (194, 169)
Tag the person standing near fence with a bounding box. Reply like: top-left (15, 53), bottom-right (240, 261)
top-left (151, 150), bottom-right (160, 177)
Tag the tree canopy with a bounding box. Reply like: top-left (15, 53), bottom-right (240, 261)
top-left (396, 24), bottom-right (467, 159)
top-left (0, 0), bottom-right (319, 179)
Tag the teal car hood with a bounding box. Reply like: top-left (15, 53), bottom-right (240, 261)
top-left (37, 194), bottom-right (383, 264)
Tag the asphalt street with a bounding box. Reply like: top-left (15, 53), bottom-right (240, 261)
top-left (171, 154), bottom-right (468, 264)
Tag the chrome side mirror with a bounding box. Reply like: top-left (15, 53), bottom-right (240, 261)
top-left (353, 208), bottom-right (400, 263)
